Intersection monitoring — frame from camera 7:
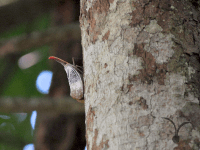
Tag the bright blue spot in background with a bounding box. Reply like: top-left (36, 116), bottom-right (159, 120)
top-left (23, 144), bottom-right (34, 150)
top-left (84, 146), bottom-right (87, 150)
top-left (0, 115), bottom-right (10, 119)
top-left (36, 70), bottom-right (53, 94)
top-left (31, 111), bottom-right (37, 130)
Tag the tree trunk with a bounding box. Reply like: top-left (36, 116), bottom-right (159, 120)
top-left (80, 0), bottom-right (200, 149)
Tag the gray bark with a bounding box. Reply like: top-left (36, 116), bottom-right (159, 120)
top-left (80, 0), bottom-right (200, 149)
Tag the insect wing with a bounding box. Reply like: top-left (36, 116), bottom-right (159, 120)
top-left (65, 65), bottom-right (84, 100)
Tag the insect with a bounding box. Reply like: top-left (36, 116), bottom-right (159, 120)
top-left (49, 56), bottom-right (84, 103)
top-left (162, 117), bottom-right (192, 143)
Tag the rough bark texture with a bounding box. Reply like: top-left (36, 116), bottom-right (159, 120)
top-left (80, 0), bottom-right (200, 149)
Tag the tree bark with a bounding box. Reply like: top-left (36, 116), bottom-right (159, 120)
top-left (80, 0), bottom-right (200, 149)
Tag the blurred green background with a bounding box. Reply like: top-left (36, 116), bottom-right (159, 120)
top-left (0, 0), bottom-right (85, 149)
top-left (0, 13), bottom-right (51, 150)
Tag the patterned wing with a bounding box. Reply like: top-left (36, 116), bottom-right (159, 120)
top-left (64, 65), bottom-right (84, 100)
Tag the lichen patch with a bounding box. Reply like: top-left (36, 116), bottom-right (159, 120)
top-left (80, 0), bottom-right (110, 44)
top-left (91, 129), bottom-right (110, 150)
top-left (102, 31), bottom-right (110, 41)
top-left (144, 20), bottom-right (163, 34)
top-left (129, 43), bottom-right (167, 85)
top-left (144, 32), bottom-right (175, 64)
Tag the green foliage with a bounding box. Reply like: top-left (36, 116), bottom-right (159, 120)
top-left (0, 113), bottom-right (32, 149)
top-left (0, 13), bottom-right (51, 149)
top-left (2, 47), bottom-right (50, 97)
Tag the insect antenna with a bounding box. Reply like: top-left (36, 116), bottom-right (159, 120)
top-left (162, 117), bottom-right (177, 134)
top-left (162, 117), bottom-right (192, 143)
top-left (177, 122), bottom-right (191, 135)
top-left (72, 57), bottom-right (75, 66)
top-left (71, 57), bottom-right (83, 74)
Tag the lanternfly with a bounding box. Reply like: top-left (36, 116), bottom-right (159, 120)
top-left (49, 56), bottom-right (84, 103)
